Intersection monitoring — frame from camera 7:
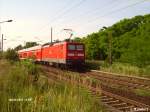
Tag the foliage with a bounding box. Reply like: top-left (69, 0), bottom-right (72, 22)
top-left (76, 14), bottom-right (150, 67)
top-left (14, 44), bottom-right (23, 51)
top-left (134, 89), bottom-right (150, 97)
top-left (4, 48), bottom-right (19, 61)
top-left (0, 51), bottom-right (2, 59)
top-left (100, 62), bottom-right (150, 78)
top-left (21, 60), bottom-right (40, 81)
top-left (0, 60), bottom-right (105, 112)
top-left (73, 37), bottom-right (82, 42)
top-left (14, 42), bottom-right (38, 51)
top-left (85, 60), bottom-right (101, 70)
top-left (24, 42), bottom-right (38, 48)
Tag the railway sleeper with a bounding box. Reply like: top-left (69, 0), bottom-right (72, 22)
top-left (118, 105), bottom-right (134, 110)
top-left (104, 100), bottom-right (120, 104)
top-left (101, 95), bottom-right (108, 99)
top-left (145, 86), bottom-right (150, 89)
top-left (101, 98), bottom-right (114, 102)
top-left (111, 102), bottom-right (127, 107)
top-left (91, 73), bottom-right (150, 90)
top-left (139, 84), bottom-right (148, 88)
top-left (98, 78), bottom-right (138, 89)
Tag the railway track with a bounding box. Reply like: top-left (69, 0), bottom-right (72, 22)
top-left (100, 91), bottom-right (149, 112)
top-left (42, 66), bottom-right (150, 112)
top-left (88, 70), bottom-right (150, 90)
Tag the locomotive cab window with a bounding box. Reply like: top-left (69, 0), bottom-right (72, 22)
top-left (68, 45), bottom-right (75, 50)
top-left (76, 45), bottom-right (83, 50)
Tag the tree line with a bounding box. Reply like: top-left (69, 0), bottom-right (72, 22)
top-left (0, 42), bottom-right (38, 61)
top-left (1, 14), bottom-right (149, 67)
top-left (74, 14), bottom-right (150, 67)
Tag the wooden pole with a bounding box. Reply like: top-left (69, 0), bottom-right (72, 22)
top-left (51, 27), bottom-right (52, 43)
top-left (108, 31), bottom-right (112, 65)
top-left (1, 34), bottom-right (3, 52)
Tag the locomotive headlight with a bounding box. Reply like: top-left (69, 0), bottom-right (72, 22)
top-left (68, 53), bottom-right (74, 56)
top-left (77, 53), bottom-right (84, 56)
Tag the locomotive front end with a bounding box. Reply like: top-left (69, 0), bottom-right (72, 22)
top-left (66, 42), bottom-right (85, 67)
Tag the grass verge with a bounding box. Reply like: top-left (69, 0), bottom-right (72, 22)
top-left (86, 60), bottom-right (150, 78)
top-left (0, 60), bottom-right (106, 112)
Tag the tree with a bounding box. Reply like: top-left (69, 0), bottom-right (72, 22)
top-left (85, 33), bottom-right (100, 59)
top-left (0, 52), bottom-right (2, 59)
top-left (24, 42), bottom-right (38, 48)
top-left (4, 48), bottom-right (19, 61)
top-left (14, 42), bottom-right (38, 51)
top-left (14, 45), bottom-right (23, 51)
top-left (73, 37), bottom-right (82, 42)
top-left (76, 14), bottom-right (150, 67)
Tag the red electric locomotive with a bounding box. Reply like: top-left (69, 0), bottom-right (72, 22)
top-left (18, 41), bottom-right (85, 67)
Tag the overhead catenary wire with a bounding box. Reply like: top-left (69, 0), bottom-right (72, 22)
top-left (74, 0), bottom-right (149, 31)
top-left (35, 0), bottom-right (73, 33)
top-left (36, 0), bottom-right (118, 40)
top-left (49, 0), bottom-right (88, 24)
top-left (40, 0), bottom-right (147, 38)
top-left (36, 0), bottom-right (88, 35)
top-left (58, 0), bottom-right (121, 25)
top-left (4, 36), bottom-right (44, 46)
top-left (54, 0), bottom-right (148, 37)
top-left (5, 0), bottom-right (149, 49)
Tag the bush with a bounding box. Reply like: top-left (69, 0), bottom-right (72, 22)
top-left (85, 60), bottom-right (102, 70)
top-left (4, 48), bottom-right (19, 61)
top-left (0, 51), bottom-right (3, 59)
top-left (21, 60), bottom-right (40, 81)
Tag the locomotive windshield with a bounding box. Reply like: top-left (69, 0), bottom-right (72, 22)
top-left (68, 44), bottom-right (83, 50)
top-left (76, 45), bottom-right (83, 50)
top-left (68, 45), bottom-right (75, 50)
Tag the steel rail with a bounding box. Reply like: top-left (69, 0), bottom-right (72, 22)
top-left (42, 67), bottom-right (150, 112)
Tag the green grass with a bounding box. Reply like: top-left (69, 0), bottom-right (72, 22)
top-left (101, 62), bottom-right (150, 78)
top-left (134, 89), bottom-right (150, 97)
top-left (0, 60), bottom-right (106, 112)
top-left (85, 60), bottom-right (101, 70)
top-left (86, 60), bottom-right (150, 78)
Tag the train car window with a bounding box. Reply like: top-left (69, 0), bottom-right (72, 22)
top-left (68, 45), bottom-right (75, 50)
top-left (76, 45), bottom-right (83, 50)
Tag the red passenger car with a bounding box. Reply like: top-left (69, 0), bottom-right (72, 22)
top-left (18, 41), bottom-right (85, 67)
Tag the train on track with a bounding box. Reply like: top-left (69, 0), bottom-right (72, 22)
top-left (18, 41), bottom-right (85, 68)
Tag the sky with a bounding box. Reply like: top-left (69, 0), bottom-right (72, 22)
top-left (0, 0), bottom-right (150, 50)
